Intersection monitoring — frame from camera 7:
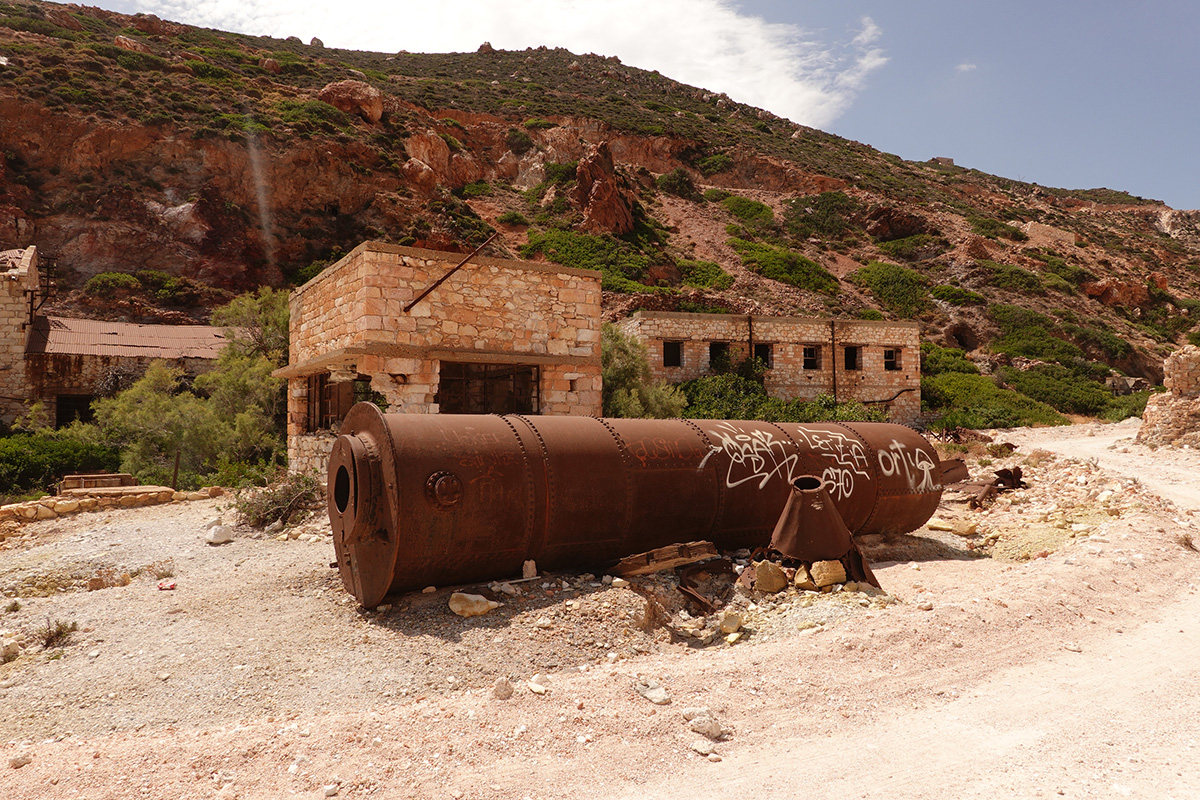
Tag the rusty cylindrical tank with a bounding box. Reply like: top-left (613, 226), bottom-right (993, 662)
top-left (328, 404), bottom-right (950, 607)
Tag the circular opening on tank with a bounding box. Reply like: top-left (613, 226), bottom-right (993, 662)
top-left (793, 476), bottom-right (823, 491)
top-left (333, 464), bottom-right (352, 514)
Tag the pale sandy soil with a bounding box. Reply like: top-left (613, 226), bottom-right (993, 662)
top-left (2, 418), bottom-right (1199, 799)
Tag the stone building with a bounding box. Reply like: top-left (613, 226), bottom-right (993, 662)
top-left (1, 246), bottom-right (224, 428)
top-left (1137, 345), bottom-right (1200, 447)
top-left (277, 242), bottom-right (603, 474)
top-left (616, 311), bottom-right (921, 423)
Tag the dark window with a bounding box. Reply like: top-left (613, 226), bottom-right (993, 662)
top-left (436, 362), bottom-right (540, 415)
top-left (306, 372), bottom-right (356, 432)
top-left (802, 346), bottom-right (821, 370)
top-left (663, 340), bottom-right (683, 368)
top-left (55, 395), bottom-right (94, 427)
top-left (844, 346), bottom-right (862, 371)
top-left (708, 342), bottom-right (730, 371)
top-left (884, 348), bottom-right (902, 371)
top-left (753, 343), bottom-right (773, 368)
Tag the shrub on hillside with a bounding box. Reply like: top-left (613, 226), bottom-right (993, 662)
top-left (0, 431), bottom-right (119, 499)
top-left (968, 215), bottom-right (1028, 241)
top-left (601, 324), bottom-right (686, 418)
top-left (922, 372), bottom-right (1068, 429)
top-left (728, 238), bottom-right (838, 294)
top-left (988, 305), bottom-right (1084, 363)
top-left (505, 128), bottom-right (535, 154)
top-left (697, 153), bottom-right (733, 176)
top-left (876, 234), bottom-right (948, 261)
top-left (656, 168), bottom-right (699, 200)
top-left (677, 259), bottom-right (733, 290)
top-left (721, 196), bottom-right (775, 230)
top-left (848, 261), bottom-right (929, 317)
top-left (521, 229), bottom-right (658, 293)
top-left (703, 188), bottom-right (730, 202)
top-left (681, 374), bottom-right (884, 423)
top-left (783, 191), bottom-right (860, 240)
top-left (999, 364), bottom-right (1112, 416)
top-left (980, 260), bottom-right (1044, 293)
top-left (84, 272), bottom-right (140, 295)
top-left (921, 342), bottom-right (979, 376)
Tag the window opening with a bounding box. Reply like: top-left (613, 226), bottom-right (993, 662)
top-left (662, 340), bottom-right (683, 368)
top-left (436, 362), bottom-right (540, 414)
top-left (844, 346), bottom-right (862, 371)
top-left (753, 343), bottom-right (773, 369)
top-left (884, 348), bottom-right (901, 371)
top-left (55, 395), bottom-right (94, 427)
top-left (802, 346), bottom-right (821, 370)
top-left (708, 341), bottom-right (730, 371)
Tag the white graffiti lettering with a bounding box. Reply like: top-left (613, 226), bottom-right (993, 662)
top-left (707, 423), bottom-right (800, 490)
top-left (793, 427), bottom-right (871, 501)
top-left (877, 439), bottom-right (937, 493)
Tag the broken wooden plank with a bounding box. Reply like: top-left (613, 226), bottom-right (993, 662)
top-left (611, 541), bottom-right (719, 577)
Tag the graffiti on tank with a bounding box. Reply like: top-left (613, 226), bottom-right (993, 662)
top-left (792, 427), bottom-right (871, 501)
top-left (700, 422), bottom-right (800, 490)
top-left (877, 439), bottom-right (937, 492)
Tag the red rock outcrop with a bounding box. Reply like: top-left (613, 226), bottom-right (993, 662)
top-left (571, 142), bottom-right (634, 235)
top-left (1081, 278), bottom-right (1150, 308)
top-left (317, 80), bottom-right (383, 124)
top-left (113, 35), bottom-right (151, 54)
top-left (131, 14), bottom-right (183, 36)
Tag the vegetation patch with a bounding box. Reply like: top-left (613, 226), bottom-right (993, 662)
top-left (0, 431), bottom-right (119, 500)
top-left (922, 371), bottom-right (1068, 429)
top-left (677, 259), bottom-right (733, 290)
top-left (988, 304), bottom-right (1084, 363)
top-left (721, 196), bottom-right (775, 230)
top-left (656, 168), bottom-right (699, 200)
top-left (521, 229), bottom-right (658, 293)
top-left (848, 261), bottom-right (929, 317)
top-left (696, 153), bottom-right (732, 176)
top-left (968, 215), bottom-right (1028, 241)
top-left (998, 363), bottom-right (1112, 416)
top-left (979, 260), bottom-right (1044, 293)
top-left (682, 373), bottom-right (883, 423)
top-left (876, 233), bottom-right (948, 261)
top-left (728, 238), bottom-right (838, 294)
top-left (783, 191), bottom-right (861, 240)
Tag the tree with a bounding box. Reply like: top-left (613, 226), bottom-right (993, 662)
top-left (601, 324), bottom-right (687, 418)
top-left (210, 286), bottom-right (290, 365)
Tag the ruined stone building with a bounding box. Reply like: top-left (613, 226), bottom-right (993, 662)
top-left (278, 242), bottom-right (603, 474)
top-left (1137, 344), bottom-right (1200, 447)
top-left (0, 246), bottom-right (225, 428)
top-left (616, 311), bottom-right (921, 423)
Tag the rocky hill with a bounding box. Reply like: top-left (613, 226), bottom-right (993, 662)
top-left (2, 0), bottom-right (1199, 384)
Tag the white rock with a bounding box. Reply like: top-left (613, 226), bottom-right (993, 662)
top-left (681, 706), bottom-right (711, 721)
top-left (522, 559), bottom-right (537, 579)
top-left (528, 673), bottom-right (549, 694)
top-left (635, 677), bottom-right (671, 705)
top-left (205, 525), bottom-right (234, 545)
top-left (324, 785), bottom-right (340, 797)
top-left (689, 715), bottom-right (724, 740)
top-left (690, 740), bottom-right (716, 756)
top-left (534, 616), bottom-right (553, 629)
top-left (917, 601), bottom-right (934, 611)
top-left (448, 592), bottom-right (500, 617)
top-left (204, 518), bottom-right (223, 529)
top-left (611, 577), bottom-right (630, 588)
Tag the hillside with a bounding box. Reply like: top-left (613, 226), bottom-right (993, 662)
top-left (3, 0), bottom-right (1200, 390)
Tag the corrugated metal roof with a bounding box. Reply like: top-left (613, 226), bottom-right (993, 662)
top-left (26, 316), bottom-right (226, 360)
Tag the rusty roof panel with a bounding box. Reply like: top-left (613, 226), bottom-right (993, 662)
top-left (26, 316), bottom-right (225, 359)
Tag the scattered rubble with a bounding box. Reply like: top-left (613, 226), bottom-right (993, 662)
top-left (448, 592), bottom-right (501, 617)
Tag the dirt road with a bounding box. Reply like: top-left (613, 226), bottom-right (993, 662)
top-left (2, 419), bottom-right (1199, 799)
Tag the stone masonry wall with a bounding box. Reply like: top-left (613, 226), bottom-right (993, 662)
top-left (284, 243), bottom-right (604, 474)
top-left (1137, 345), bottom-right (1200, 447)
top-left (617, 311), bottom-right (921, 423)
top-left (0, 247), bottom-right (36, 424)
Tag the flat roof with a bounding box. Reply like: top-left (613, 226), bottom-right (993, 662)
top-left (27, 316), bottom-right (226, 360)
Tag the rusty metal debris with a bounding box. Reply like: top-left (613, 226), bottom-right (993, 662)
top-left (947, 465), bottom-right (1028, 508)
top-left (327, 405), bottom-right (957, 607)
top-left (612, 541), bottom-right (719, 577)
top-left (769, 475), bottom-right (878, 587)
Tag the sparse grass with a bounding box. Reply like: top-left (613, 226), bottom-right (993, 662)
top-left (1177, 533), bottom-right (1198, 552)
top-left (234, 470), bottom-right (322, 528)
top-left (146, 559), bottom-right (176, 579)
top-left (87, 567), bottom-right (132, 590)
top-left (38, 617), bottom-right (78, 649)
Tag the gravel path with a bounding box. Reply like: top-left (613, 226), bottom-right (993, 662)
top-left (2, 420), bottom-right (1199, 798)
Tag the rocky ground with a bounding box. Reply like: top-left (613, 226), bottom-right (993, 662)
top-left (2, 418), bottom-right (1200, 799)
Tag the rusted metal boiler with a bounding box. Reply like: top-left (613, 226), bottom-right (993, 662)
top-left (328, 404), bottom-right (956, 607)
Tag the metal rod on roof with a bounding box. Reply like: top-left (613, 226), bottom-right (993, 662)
top-left (403, 232), bottom-right (499, 313)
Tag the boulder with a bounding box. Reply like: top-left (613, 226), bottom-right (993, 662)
top-left (317, 80), bottom-right (384, 124)
top-left (1081, 278), bottom-right (1150, 308)
top-left (259, 58), bottom-right (281, 74)
top-left (572, 142), bottom-right (635, 235)
top-left (448, 592), bottom-right (500, 617)
top-left (113, 35), bottom-right (152, 54)
top-left (752, 560), bottom-right (788, 593)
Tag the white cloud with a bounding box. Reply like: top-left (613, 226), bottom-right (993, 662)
top-left (956, 62), bottom-right (978, 72)
top-left (118, 0), bottom-right (887, 128)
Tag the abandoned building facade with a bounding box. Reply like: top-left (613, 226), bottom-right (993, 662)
top-left (278, 242), bottom-right (603, 474)
top-left (616, 311), bottom-right (921, 423)
top-left (0, 246), bottom-right (224, 428)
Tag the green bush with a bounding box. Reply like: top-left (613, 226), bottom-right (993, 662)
top-left (721, 196), bottom-right (774, 229)
top-left (276, 99), bottom-right (351, 133)
top-left (988, 305), bottom-right (1084, 363)
top-left (681, 374), bottom-right (884, 423)
top-left (969, 215), bottom-right (1028, 241)
top-left (0, 431), bottom-right (119, 498)
top-left (697, 153), bottom-right (733, 176)
top-left (677, 259), bottom-right (733, 290)
top-left (116, 51), bottom-right (168, 71)
top-left (185, 60), bottom-right (236, 81)
top-left (84, 272), bottom-right (140, 295)
top-left (921, 342), bottom-right (979, 376)
top-left (980, 260), bottom-right (1044, 293)
top-left (703, 188), bottom-right (731, 202)
top-left (922, 372), bottom-right (1068, 429)
top-left (856, 309), bottom-right (884, 321)
top-left (729, 239), bottom-right (838, 294)
top-left (1061, 323), bottom-right (1132, 360)
top-left (999, 364), bottom-right (1112, 415)
top-left (783, 191), bottom-right (860, 239)
top-left (656, 167), bottom-right (698, 199)
top-left (1029, 251), bottom-right (1095, 285)
top-left (544, 161), bottom-right (577, 185)
top-left (523, 118), bottom-right (556, 129)
top-left (505, 128), bottom-right (534, 154)
top-left (601, 324), bottom-right (687, 418)
top-left (931, 284), bottom-right (984, 306)
top-left (848, 261), bottom-right (929, 317)
top-left (458, 180), bottom-right (492, 198)
top-left (521, 229), bottom-right (655, 293)
top-left (497, 211), bottom-right (529, 226)
top-left (876, 234), bottom-right (948, 261)
top-left (1102, 390), bottom-right (1152, 422)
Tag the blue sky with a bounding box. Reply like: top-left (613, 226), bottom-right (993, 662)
top-left (93, 0), bottom-right (1199, 209)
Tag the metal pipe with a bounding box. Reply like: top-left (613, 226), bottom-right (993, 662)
top-left (328, 404), bottom-right (952, 607)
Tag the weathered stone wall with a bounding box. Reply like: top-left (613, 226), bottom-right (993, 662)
top-left (0, 247), bottom-right (37, 424)
top-left (1137, 345), bottom-right (1200, 447)
top-left (283, 243), bottom-right (604, 474)
top-left (616, 311), bottom-right (921, 423)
